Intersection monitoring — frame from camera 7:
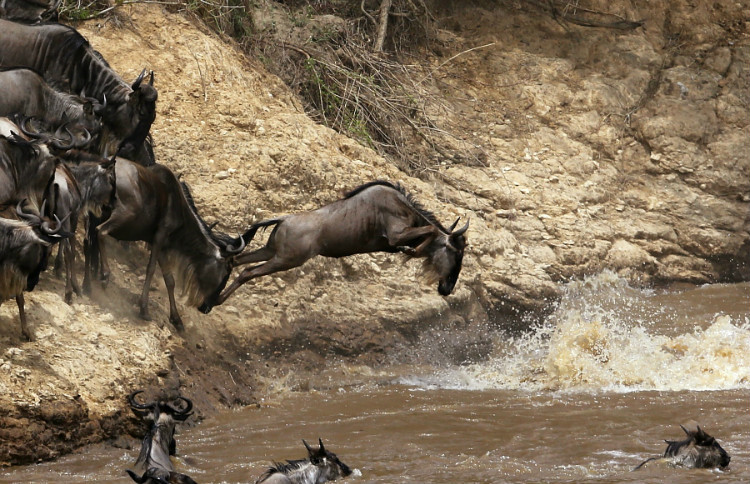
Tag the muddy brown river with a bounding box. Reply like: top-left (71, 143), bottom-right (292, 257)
top-left (2, 274), bottom-right (749, 483)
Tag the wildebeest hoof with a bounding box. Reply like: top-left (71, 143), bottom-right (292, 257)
top-left (198, 303), bottom-right (212, 314)
top-left (139, 309), bottom-right (152, 321)
top-left (171, 318), bottom-right (185, 331)
top-left (397, 246), bottom-right (416, 256)
top-left (65, 292), bottom-right (73, 305)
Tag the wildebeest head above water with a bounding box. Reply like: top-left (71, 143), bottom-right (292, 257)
top-left (0, 20), bottom-right (158, 165)
top-left (635, 424), bottom-right (731, 470)
top-left (255, 439), bottom-right (353, 484)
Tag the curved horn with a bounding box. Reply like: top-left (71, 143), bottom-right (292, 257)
top-left (18, 116), bottom-right (43, 140)
top-left (318, 438), bottom-right (325, 453)
top-left (303, 439), bottom-right (314, 455)
top-left (91, 94), bottom-right (107, 115)
top-left (74, 127), bottom-right (92, 148)
top-left (452, 218), bottom-right (470, 236)
top-left (224, 235), bottom-right (246, 255)
top-left (208, 221), bottom-right (219, 231)
top-left (448, 217), bottom-right (460, 232)
top-left (131, 68), bottom-right (147, 90)
top-left (169, 396), bottom-right (194, 421)
top-left (16, 199), bottom-right (39, 223)
top-left (148, 70), bottom-right (155, 86)
top-left (127, 390), bottom-right (154, 411)
top-left (41, 213), bottom-right (70, 236)
top-left (50, 124), bottom-right (76, 150)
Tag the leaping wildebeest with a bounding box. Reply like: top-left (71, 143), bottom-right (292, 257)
top-left (0, 19), bottom-right (157, 165)
top-left (200, 181), bottom-right (468, 313)
top-left (634, 424), bottom-right (731, 470)
top-left (126, 390), bottom-right (198, 484)
top-left (1, 200), bottom-right (69, 340)
top-left (255, 439), bottom-right (353, 484)
top-left (90, 158), bottom-right (244, 329)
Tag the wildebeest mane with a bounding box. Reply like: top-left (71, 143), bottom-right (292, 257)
top-left (344, 180), bottom-right (450, 233)
top-left (178, 180), bottom-right (235, 248)
top-left (258, 459), bottom-right (310, 481)
top-left (35, 22), bottom-right (129, 103)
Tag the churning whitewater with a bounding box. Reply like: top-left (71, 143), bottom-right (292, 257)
top-left (403, 272), bottom-right (750, 393)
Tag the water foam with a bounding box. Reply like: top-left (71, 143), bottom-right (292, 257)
top-left (412, 272), bottom-right (750, 393)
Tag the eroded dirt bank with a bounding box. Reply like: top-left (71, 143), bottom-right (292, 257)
top-left (1, 1), bottom-right (748, 466)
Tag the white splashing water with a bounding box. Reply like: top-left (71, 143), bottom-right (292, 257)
top-left (405, 272), bottom-right (750, 393)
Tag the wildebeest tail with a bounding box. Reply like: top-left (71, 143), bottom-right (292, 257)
top-left (241, 218), bottom-right (282, 244)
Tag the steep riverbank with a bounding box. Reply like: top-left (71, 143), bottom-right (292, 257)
top-left (1, 1), bottom-right (748, 465)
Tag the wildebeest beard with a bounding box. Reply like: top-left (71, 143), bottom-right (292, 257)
top-left (162, 249), bottom-right (230, 309)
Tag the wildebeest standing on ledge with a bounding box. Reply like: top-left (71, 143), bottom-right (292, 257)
top-left (1, 201), bottom-right (69, 340)
top-left (91, 158), bottom-right (244, 329)
top-left (201, 180), bottom-right (468, 313)
top-left (0, 19), bottom-right (157, 165)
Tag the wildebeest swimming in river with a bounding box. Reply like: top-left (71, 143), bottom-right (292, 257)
top-left (126, 390), bottom-right (197, 484)
top-left (634, 424), bottom-right (731, 470)
top-left (201, 181), bottom-right (469, 312)
top-left (255, 439), bottom-right (353, 484)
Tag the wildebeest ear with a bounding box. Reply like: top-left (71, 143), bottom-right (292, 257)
top-left (100, 156), bottom-right (117, 170)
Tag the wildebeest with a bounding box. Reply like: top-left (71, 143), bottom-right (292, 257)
top-left (255, 439), bottom-right (353, 484)
top-left (0, 20), bottom-right (157, 164)
top-left (90, 158), bottom-right (243, 329)
top-left (635, 424), bottom-right (731, 470)
top-left (201, 181), bottom-right (468, 313)
top-left (1, 200), bottom-right (69, 340)
top-left (0, 119), bottom-right (64, 206)
top-left (126, 390), bottom-right (197, 484)
top-left (45, 158), bottom-right (116, 303)
top-left (0, 0), bottom-right (59, 22)
top-left (0, 67), bottom-right (102, 139)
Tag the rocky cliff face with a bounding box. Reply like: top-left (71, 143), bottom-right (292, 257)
top-left (0, 0), bottom-right (747, 465)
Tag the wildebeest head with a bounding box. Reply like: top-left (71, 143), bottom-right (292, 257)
top-left (664, 425), bottom-right (731, 469)
top-left (304, 438), bottom-right (352, 481)
top-left (424, 218), bottom-right (469, 296)
top-left (100, 69), bottom-right (157, 159)
top-left (67, 156), bottom-right (116, 217)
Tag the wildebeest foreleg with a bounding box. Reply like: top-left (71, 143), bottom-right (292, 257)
top-left (138, 245), bottom-right (161, 321)
top-left (62, 238), bottom-right (81, 304)
top-left (387, 226), bottom-right (438, 254)
top-left (157, 253), bottom-right (184, 331)
top-left (16, 294), bottom-right (31, 341)
top-left (216, 258), bottom-right (290, 306)
top-left (232, 246), bottom-right (275, 266)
